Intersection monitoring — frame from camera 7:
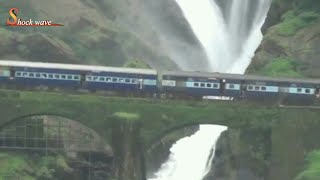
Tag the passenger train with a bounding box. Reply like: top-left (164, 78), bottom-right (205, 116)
top-left (0, 60), bottom-right (319, 103)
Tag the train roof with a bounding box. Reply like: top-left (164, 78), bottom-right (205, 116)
top-left (1, 60), bottom-right (320, 85)
top-left (0, 60), bottom-right (157, 75)
top-left (162, 70), bottom-right (320, 84)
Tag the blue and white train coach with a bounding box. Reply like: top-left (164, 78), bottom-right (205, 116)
top-left (161, 71), bottom-right (221, 97)
top-left (0, 61), bottom-right (83, 88)
top-left (243, 80), bottom-right (279, 98)
top-left (0, 60), bottom-right (319, 101)
top-left (278, 80), bottom-right (318, 101)
top-left (0, 61), bottom-right (158, 92)
top-left (83, 66), bottom-right (158, 93)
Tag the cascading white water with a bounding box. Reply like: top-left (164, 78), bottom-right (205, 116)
top-left (174, 0), bottom-right (272, 72)
top-left (149, 125), bottom-right (227, 180)
top-left (149, 0), bottom-right (271, 180)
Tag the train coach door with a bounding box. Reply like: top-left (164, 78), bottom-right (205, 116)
top-left (219, 79), bottom-right (226, 94)
top-left (240, 80), bottom-right (246, 98)
top-left (9, 67), bottom-right (15, 80)
top-left (139, 78), bottom-right (143, 89)
top-left (80, 73), bottom-right (86, 85)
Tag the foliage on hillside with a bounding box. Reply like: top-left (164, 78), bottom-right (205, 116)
top-left (259, 57), bottom-right (303, 77)
top-left (247, 0), bottom-right (320, 78)
top-left (275, 10), bottom-right (319, 36)
top-left (0, 0), bottom-right (177, 69)
top-left (0, 152), bottom-right (72, 179)
top-left (294, 151), bottom-right (320, 180)
top-left (272, 0), bottom-right (320, 36)
top-left (273, 0), bottom-right (320, 11)
top-left (124, 60), bottom-right (151, 69)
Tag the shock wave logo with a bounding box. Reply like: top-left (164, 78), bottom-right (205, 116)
top-left (6, 8), bottom-right (63, 27)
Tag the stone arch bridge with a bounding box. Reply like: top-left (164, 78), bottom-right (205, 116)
top-left (0, 89), bottom-right (320, 180)
top-left (0, 89), bottom-right (319, 145)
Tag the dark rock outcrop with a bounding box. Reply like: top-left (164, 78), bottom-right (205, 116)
top-left (261, 0), bottom-right (293, 33)
top-left (114, 0), bottom-right (209, 71)
top-left (248, 20), bottom-right (320, 77)
top-left (247, 0), bottom-right (320, 77)
top-left (203, 128), bottom-right (271, 180)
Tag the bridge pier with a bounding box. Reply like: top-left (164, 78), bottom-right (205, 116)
top-left (111, 112), bottom-right (146, 180)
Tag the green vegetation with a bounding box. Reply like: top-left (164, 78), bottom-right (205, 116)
top-left (293, 0), bottom-right (320, 12)
top-left (295, 150), bottom-right (320, 180)
top-left (273, 0), bottom-right (320, 12)
top-left (124, 60), bottom-right (150, 69)
top-left (275, 10), bottom-right (320, 36)
top-left (114, 112), bottom-right (140, 121)
top-left (0, 152), bottom-right (28, 179)
top-left (0, 152), bottom-right (73, 179)
top-left (259, 57), bottom-right (303, 77)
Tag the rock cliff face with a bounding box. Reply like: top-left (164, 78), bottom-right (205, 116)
top-left (247, 0), bottom-right (320, 78)
top-left (1, 0), bottom-right (207, 70)
top-left (203, 127), bottom-right (271, 180)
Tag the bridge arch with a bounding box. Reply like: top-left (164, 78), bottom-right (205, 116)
top-left (0, 114), bottom-right (113, 154)
top-left (0, 113), bottom-right (75, 129)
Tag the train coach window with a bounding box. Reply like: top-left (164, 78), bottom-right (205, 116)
top-left (255, 86), bottom-right (260, 91)
top-left (93, 76), bottom-right (98, 81)
top-left (74, 76), bottom-right (80, 80)
top-left (207, 83), bottom-right (212, 88)
top-left (61, 75), bottom-right (66, 79)
top-left (200, 83), bottom-right (205, 87)
top-left (297, 88), bottom-right (302, 93)
top-left (213, 84), bottom-right (219, 88)
top-left (106, 78), bottom-right (111, 82)
top-left (35, 73), bottom-right (41, 78)
top-left (29, 73), bottom-right (34, 77)
top-left (54, 74), bottom-right (60, 79)
top-left (194, 82), bottom-right (199, 87)
top-left (67, 75), bottom-right (73, 80)
top-left (86, 76), bottom-right (92, 81)
top-left (229, 84), bottom-right (235, 89)
top-left (305, 89), bottom-right (311, 94)
top-left (119, 78), bottom-right (124, 83)
top-left (125, 79), bottom-right (130, 83)
top-left (112, 78), bottom-right (117, 82)
top-left (23, 72), bottom-right (28, 77)
top-left (248, 85), bottom-right (253, 90)
top-left (16, 72), bottom-right (21, 77)
top-left (99, 77), bottom-right (105, 81)
top-left (48, 74), bottom-right (53, 79)
top-left (261, 86), bottom-right (266, 91)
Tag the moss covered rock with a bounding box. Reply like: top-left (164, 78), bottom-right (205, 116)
top-left (247, 1), bottom-right (320, 77)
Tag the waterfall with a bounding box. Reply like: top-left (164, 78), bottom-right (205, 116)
top-left (149, 0), bottom-right (271, 180)
top-left (173, 0), bottom-right (272, 72)
top-left (148, 125), bottom-right (227, 180)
